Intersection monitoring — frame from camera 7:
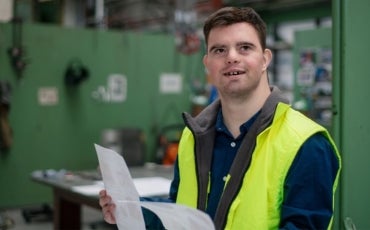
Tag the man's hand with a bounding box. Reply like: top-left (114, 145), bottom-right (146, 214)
top-left (99, 189), bottom-right (116, 224)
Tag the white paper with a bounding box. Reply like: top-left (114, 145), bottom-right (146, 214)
top-left (141, 201), bottom-right (214, 230)
top-left (72, 178), bottom-right (171, 197)
top-left (94, 144), bottom-right (215, 230)
top-left (72, 181), bottom-right (104, 195)
top-left (95, 144), bottom-right (145, 229)
top-left (133, 177), bottom-right (172, 197)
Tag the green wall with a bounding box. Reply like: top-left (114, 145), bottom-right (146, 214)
top-left (0, 23), bottom-right (204, 208)
top-left (333, 0), bottom-right (370, 229)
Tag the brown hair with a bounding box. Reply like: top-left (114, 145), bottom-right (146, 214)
top-left (203, 7), bottom-right (267, 49)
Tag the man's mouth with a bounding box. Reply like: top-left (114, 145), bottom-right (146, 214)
top-left (224, 71), bottom-right (245, 76)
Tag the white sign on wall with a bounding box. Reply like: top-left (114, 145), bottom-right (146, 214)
top-left (108, 74), bottom-right (127, 102)
top-left (38, 87), bottom-right (58, 106)
top-left (91, 74), bottom-right (127, 103)
top-left (159, 73), bottom-right (182, 94)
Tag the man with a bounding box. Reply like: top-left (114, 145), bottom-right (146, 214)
top-left (100, 7), bottom-right (341, 229)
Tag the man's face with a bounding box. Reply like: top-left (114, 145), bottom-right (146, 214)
top-left (203, 22), bottom-right (271, 99)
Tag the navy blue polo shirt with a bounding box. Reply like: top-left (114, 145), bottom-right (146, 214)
top-left (205, 109), bottom-right (260, 218)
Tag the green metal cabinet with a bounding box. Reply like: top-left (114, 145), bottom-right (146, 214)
top-left (333, 0), bottom-right (370, 229)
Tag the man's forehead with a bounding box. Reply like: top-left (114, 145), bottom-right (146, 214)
top-left (207, 23), bottom-right (260, 46)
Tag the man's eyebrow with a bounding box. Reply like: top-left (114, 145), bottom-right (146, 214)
top-left (237, 41), bottom-right (256, 48)
top-left (208, 44), bottom-right (226, 52)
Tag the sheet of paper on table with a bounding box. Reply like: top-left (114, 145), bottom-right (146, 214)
top-left (72, 177), bottom-right (172, 197)
top-left (94, 144), bottom-right (215, 230)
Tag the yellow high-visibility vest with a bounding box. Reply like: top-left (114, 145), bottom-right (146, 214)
top-left (176, 103), bottom-right (341, 230)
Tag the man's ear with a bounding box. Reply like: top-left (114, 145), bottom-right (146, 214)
top-left (203, 54), bottom-right (208, 69)
top-left (262, 49), bottom-right (272, 71)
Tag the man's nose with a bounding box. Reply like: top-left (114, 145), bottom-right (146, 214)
top-left (226, 49), bottom-right (239, 64)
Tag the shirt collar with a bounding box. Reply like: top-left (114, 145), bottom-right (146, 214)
top-left (216, 108), bottom-right (261, 136)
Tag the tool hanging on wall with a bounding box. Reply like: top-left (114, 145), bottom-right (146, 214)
top-left (64, 58), bottom-right (90, 86)
top-left (0, 81), bottom-right (12, 152)
top-left (7, 17), bottom-right (28, 79)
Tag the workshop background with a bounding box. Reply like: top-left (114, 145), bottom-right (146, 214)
top-left (0, 0), bottom-right (369, 229)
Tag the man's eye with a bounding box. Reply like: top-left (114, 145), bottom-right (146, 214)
top-left (214, 48), bottom-right (225, 54)
top-left (240, 45), bottom-right (251, 51)
top-left (215, 49), bottom-right (225, 54)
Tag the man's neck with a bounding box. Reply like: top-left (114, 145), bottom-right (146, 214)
top-left (220, 86), bottom-right (271, 138)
